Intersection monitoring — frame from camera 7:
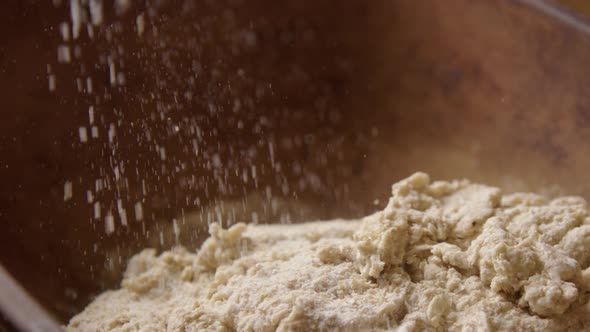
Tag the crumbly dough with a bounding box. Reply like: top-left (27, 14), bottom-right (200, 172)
top-left (67, 173), bottom-right (590, 331)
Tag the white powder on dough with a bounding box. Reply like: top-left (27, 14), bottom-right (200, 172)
top-left (67, 173), bottom-right (590, 331)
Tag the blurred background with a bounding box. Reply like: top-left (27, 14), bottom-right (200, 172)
top-left (2, 0), bottom-right (590, 327)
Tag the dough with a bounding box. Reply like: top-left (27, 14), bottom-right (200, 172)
top-left (67, 173), bottom-right (590, 331)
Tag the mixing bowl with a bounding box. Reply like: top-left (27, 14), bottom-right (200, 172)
top-left (2, 0), bottom-right (590, 330)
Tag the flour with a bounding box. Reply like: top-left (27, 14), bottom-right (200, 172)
top-left (67, 173), bottom-right (590, 331)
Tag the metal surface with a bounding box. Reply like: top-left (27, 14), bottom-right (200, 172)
top-left (1, 0), bottom-right (590, 328)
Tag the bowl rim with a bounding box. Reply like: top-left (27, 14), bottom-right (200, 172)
top-left (520, 0), bottom-right (590, 36)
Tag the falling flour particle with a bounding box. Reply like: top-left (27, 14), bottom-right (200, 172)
top-left (73, 45), bottom-right (82, 58)
top-left (134, 202), bottom-right (143, 221)
top-left (116, 72), bottom-right (126, 85)
top-left (93, 202), bottom-right (101, 219)
top-left (88, 0), bottom-right (103, 26)
top-left (136, 14), bottom-right (145, 36)
top-left (268, 141), bottom-right (275, 168)
top-left (78, 126), bottom-right (88, 143)
top-left (113, 166), bottom-right (120, 181)
top-left (66, 173), bottom-right (590, 331)
top-left (75, 78), bottom-right (82, 92)
top-left (87, 24), bottom-right (94, 40)
top-left (86, 78), bottom-right (93, 94)
top-left (48, 75), bottom-right (56, 91)
top-left (173, 219), bottom-right (180, 242)
top-left (59, 22), bottom-right (70, 41)
top-left (211, 153), bottom-right (221, 168)
top-left (63, 181), bottom-right (73, 201)
top-left (105, 213), bottom-right (115, 234)
top-left (108, 57), bottom-right (117, 86)
top-left (120, 211), bottom-right (128, 227)
top-left (108, 124), bottom-right (116, 143)
top-left (117, 200), bottom-right (127, 227)
top-left (57, 45), bottom-right (72, 63)
top-left (69, 0), bottom-right (82, 39)
top-left (88, 106), bottom-right (95, 124)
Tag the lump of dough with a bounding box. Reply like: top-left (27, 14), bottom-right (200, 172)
top-left (67, 173), bottom-right (590, 332)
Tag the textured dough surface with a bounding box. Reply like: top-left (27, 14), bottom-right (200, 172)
top-left (67, 173), bottom-right (590, 331)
